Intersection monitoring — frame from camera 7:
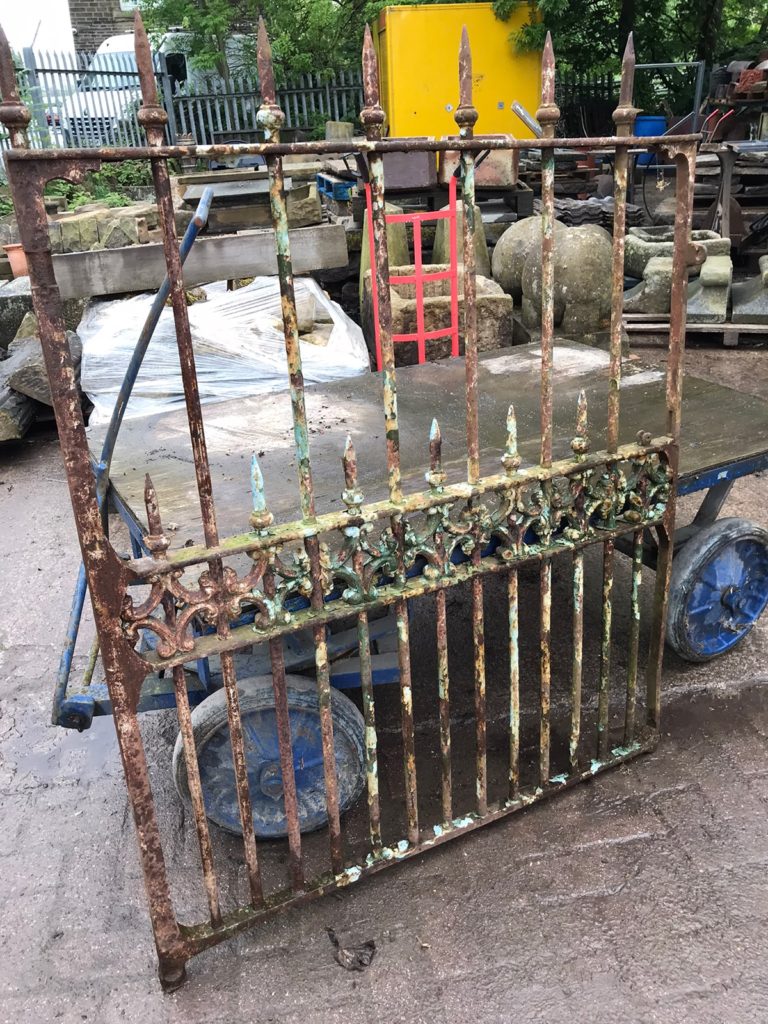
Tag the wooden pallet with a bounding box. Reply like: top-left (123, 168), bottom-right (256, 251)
top-left (623, 313), bottom-right (768, 348)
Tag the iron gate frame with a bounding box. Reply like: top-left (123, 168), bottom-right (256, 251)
top-left (0, 13), bottom-right (699, 989)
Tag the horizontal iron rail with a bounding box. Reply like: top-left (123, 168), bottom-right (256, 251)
top-left (127, 436), bottom-right (673, 577)
top-left (3, 132), bottom-right (700, 162)
top-left (139, 509), bottom-right (669, 673)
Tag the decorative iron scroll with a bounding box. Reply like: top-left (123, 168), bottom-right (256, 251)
top-left (123, 399), bottom-right (672, 664)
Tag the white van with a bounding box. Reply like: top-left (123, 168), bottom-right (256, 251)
top-left (61, 31), bottom-right (245, 146)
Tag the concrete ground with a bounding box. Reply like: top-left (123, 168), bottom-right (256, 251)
top-left (1, 341), bottom-right (768, 1024)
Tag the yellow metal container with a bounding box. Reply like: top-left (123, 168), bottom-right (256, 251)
top-left (374, 2), bottom-right (541, 140)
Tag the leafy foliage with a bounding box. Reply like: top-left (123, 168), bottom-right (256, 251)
top-left (493, 0), bottom-right (768, 71)
top-left (43, 161), bottom-right (152, 211)
top-left (138, 0), bottom-right (766, 83)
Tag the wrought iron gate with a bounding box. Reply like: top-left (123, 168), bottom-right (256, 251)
top-left (0, 14), bottom-right (697, 988)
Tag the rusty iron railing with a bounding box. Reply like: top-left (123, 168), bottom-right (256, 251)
top-left (0, 13), bottom-right (698, 989)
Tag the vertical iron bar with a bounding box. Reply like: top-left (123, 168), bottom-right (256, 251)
top-left (257, 18), bottom-right (342, 874)
top-left (143, 476), bottom-right (222, 928)
top-left (456, 27), bottom-right (486, 816)
top-left (428, 420), bottom-right (452, 825)
top-left (536, 33), bottom-right (560, 469)
top-left (502, 406), bottom-right (521, 798)
top-left (361, 24), bottom-right (402, 503)
top-left (597, 540), bottom-right (614, 759)
top-left (0, 43), bottom-right (187, 979)
top-left (624, 528), bottom-right (643, 744)
top-left (250, 456), bottom-right (305, 891)
top-left (342, 437), bottom-right (382, 850)
top-left (646, 144), bottom-right (695, 728)
top-left (606, 35), bottom-right (636, 454)
top-left (570, 553), bottom-right (584, 770)
top-left (134, 13), bottom-right (265, 906)
top-left (306, 536), bottom-right (345, 874)
top-left (535, 34), bottom-right (560, 787)
top-left (256, 18), bottom-right (315, 522)
top-left (456, 27), bottom-right (480, 484)
top-left (361, 25), bottom-right (418, 845)
top-left (570, 390), bottom-right (588, 772)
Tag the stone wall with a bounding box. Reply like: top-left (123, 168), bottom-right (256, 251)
top-left (68, 0), bottom-right (135, 56)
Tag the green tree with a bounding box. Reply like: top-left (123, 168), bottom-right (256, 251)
top-left (492, 0), bottom-right (767, 71)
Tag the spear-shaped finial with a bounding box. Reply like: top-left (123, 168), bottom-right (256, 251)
top-left (257, 16), bottom-right (276, 105)
top-left (134, 11), bottom-right (167, 144)
top-left (426, 418), bottom-right (446, 492)
top-left (341, 434), bottom-right (364, 513)
top-left (143, 473), bottom-right (169, 557)
top-left (571, 390), bottom-right (590, 461)
top-left (360, 24), bottom-right (385, 140)
top-left (342, 433), bottom-right (357, 489)
top-left (454, 26), bottom-right (478, 138)
top-left (502, 405), bottom-right (521, 475)
top-left (613, 32), bottom-right (638, 135)
top-left (0, 23), bottom-right (31, 148)
top-left (535, 31), bottom-right (560, 139)
top-left (250, 453), bottom-right (274, 532)
top-left (255, 17), bottom-right (284, 142)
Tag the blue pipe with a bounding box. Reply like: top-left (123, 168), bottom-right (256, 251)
top-left (52, 187), bottom-right (214, 729)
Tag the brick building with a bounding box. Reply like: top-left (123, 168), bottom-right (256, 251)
top-left (68, 0), bottom-right (137, 56)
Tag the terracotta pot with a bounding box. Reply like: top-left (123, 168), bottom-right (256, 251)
top-left (3, 243), bottom-right (28, 279)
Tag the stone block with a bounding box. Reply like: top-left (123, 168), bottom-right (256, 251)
top-left (100, 220), bottom-right (137, 250)
top-left (286, 183), bottom-right (322, 228)
top-left (625, 226), bottom-right (730, 278)
top-left (4, 331), bottom-right (81, 405)
top-left (361, 264), bottom-right (514, 366)
top-left (686, 254), bottom-right (732, 324)
top-left (623, 256), bottom-right (674, 315)
top-left (0, 276), bottom-right (33, 350)
top-left (731, 255), bottom-right (768, 324)
top-left (381, 150), bottom-right (438, 190)
top-left (325, 121), bottom-right (354, 140)
top-left (439, 148), bottom-right (519, 188)
top-left (431, 202), bottom-right (491, 278)
top-left (47, 221), bottom-right (63, 254)
top-left (57, 210), bottom-right (112, 252)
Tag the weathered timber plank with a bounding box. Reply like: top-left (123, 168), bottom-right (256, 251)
top-left (51, 224), bottom-right (349, 299)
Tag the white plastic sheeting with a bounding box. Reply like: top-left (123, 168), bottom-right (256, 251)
top-left (80, 276), bottom-right (370, 424)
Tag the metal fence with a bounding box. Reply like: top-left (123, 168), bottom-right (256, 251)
top-left (0, 11), bottom-right (698, 989)
top-left (10, 47), bottom-right (363, 149)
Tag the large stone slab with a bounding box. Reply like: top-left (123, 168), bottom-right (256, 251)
top-left (51, 225), bottom-right (349, 299)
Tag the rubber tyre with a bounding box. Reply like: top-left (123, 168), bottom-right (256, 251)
top-left (173, 674), bottom-right (366, 839)
top-left (667, 517), bottom-right (768, 662)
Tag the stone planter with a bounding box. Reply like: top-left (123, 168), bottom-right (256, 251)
top-left (362, 264), bottom-right (515, 366)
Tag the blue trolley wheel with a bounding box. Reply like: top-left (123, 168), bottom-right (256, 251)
top-left (172, 675), bottom-right (366, 839)
top-left (667, 517), bottom-right (768, 662)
